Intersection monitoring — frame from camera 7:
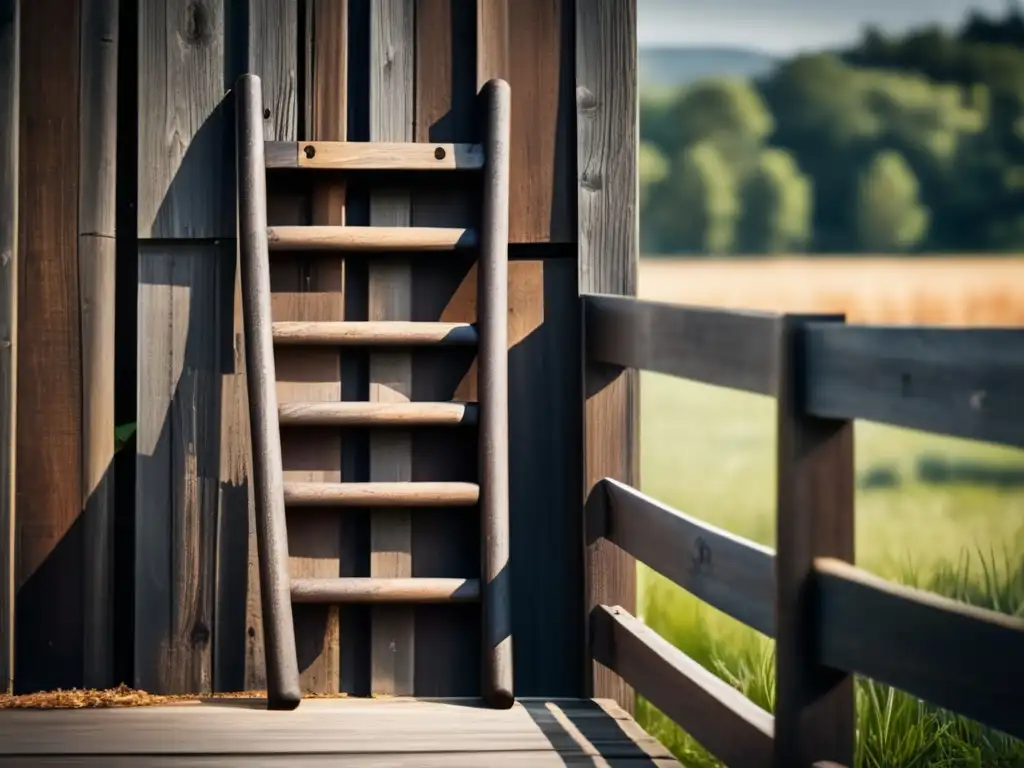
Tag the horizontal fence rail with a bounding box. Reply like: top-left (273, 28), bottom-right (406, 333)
top-left (580, 291), bottom-right (1024, 767)
top-left (803, 324), bottom-right (1024, 448)
top-left (584, 294), bottom-right (781, 396)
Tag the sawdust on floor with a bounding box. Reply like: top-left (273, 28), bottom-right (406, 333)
top-left (0, 684), bottom-right (352, 710)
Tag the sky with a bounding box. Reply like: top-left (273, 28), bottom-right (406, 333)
top-left (637, 0), bottom-right (1017, 55)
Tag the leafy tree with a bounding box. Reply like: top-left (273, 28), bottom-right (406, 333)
top-left (739, 149), bottom-right (812, 254)
top-left (648, 142), bottom-right (739, 255)
top-left (855, 150), bottom-right (930, 252)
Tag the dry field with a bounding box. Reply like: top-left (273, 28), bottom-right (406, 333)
top-left (639, 256), bottom-right (1024, 326)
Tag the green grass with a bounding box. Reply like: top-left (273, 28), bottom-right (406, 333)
top-left (636, 373), bottom-right (1024, 767)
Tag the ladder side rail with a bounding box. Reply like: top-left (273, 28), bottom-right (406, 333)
top-left (478, 78), bottom-right (514, 709)
top-left (235, 73), bottom-right (302, 710)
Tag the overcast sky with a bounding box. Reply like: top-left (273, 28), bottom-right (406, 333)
top-left (638, 0), bottom-right (1016, 54)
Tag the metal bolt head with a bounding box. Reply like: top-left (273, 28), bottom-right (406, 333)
top-left (434, 146), bottom-right (446, 160)
top-left (263, 108), bottom-right (271, 120)
top-left (304, 144), bottom-right (316, 159)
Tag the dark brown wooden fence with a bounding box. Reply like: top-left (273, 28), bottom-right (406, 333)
top-left (582, 293), bottom-right (1024, 768)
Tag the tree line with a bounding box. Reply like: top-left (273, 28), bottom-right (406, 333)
top-left (640, 8), bottom-right (1024, 256)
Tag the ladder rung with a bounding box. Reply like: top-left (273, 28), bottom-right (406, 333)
top-left (283, 481), bottom-right (480, 507)
top-left (267, 225), bottom-right (477, 252)
top-left (272, 321), bottom-right (478, 347)
top-left (291, 577), bottom-right (480, 604)
top-left (279, 401), bottom-right (478, 427)
top-left (265, 141), bottom-right (485, 171)
top-left (272, 319), bottom-right (479, 348)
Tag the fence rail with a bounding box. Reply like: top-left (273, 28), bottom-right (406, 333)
top-left (581, 292), bottom-right (1024, 767)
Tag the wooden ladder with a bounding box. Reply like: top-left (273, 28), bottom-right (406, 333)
top-left (234, 74), bottom-right (513, 711)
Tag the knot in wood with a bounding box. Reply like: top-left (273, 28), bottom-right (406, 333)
top-left (691, 537), bottom-right (712, 571)
top-left (576, 86), bottom-right (598, 113)
top-left (580, 171), bottom-right (603, 192)
top-left (191, 621), bottom-right (211, 647)
top-left (184, 2), bottom-right (212, 46)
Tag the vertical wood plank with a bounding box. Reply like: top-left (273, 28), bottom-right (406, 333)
top-left (368, 0), bottom-right (415, 698)
top-left (136, 0), bottom-right (231, 695)
top-left (15, 0), bottom-right (83, 693)
top-left (214, 0), bottom-right (299, 695)
top-left (410, 0), bottom-right (481, 697)
top-left (576, 0), bottom-right (638, 710)
top-left (774, 314), bottom-right (856, 767)
top-left (79, 0), bottom-right (118, 691)
top-left (477, 0), bottom-right (573, 244)
top-left (137, 244), bottom-right (224, 694)
top-left (271, 0), bottom-right (348, 694)
top-left (0, 0), bottom-right (17, 695)
top-left (137, 0), bottom-right (230, 239)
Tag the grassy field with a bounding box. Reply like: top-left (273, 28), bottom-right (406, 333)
top-left (633, 258), bottom-right (1024, 767)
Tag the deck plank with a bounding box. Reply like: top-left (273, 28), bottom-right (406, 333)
top-left (0, 698), bottom-right (677, 765)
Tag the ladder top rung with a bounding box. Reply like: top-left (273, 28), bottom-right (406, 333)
top-left (267, 225), bottom-right (477, 252)
top-left (291, 577), bottom-right (480, 605)
top-left (283, 481), bottom-right (480, 507)
top-left (272, 321), bottom-right (478, 347)
top-left (265, 141), bottom-right (485, 171)
top-left (279, 401), bottom-right (478, 427)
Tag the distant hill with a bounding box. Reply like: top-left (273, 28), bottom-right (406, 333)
top-left (639, 46), bottom-right (779, 89)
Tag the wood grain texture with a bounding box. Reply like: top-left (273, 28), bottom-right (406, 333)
top-left (284, 482), bottom-right (480, 507)
top-left (0, 0), bottom-right (16, 695)
top-left (593, 605), bottom-right (774, 767)
top-left (272, 321), bottom-right (478, 346)
top-left (236, 74), bottom-right (302, 709)
top-left (250, 0), bottom-right (297, 142)
top-left (368, 0), bottom-right (416, 699)
top-left (282, 141), bottom-right (485, 170)
top-left (804, 325), bottom-right (1024, 448)
top-left (815, 557), bottom-right (1024, 741)
top-left (477, 0), bottom-right (574, 243)
top-left (137, 0), bottom-right (231, 238)
top-left (136, 244), bottom-right (225, 694)
top-left (406, 0), bottom-right (485, 700)
top-left (267, 225), bottom-right (477, 251)
top-left (279, 402), bottom-right (478, 427)
top-left (0, 697), bottom-right (678, 765)
top-left (291, 577), bottom-right (480, 604)
top-left (274, 0), bottom-right (347, 695)
top-left (584, 295), bottom-right (780, 396)
top-left (774, 314), bottom-right (855, 767)
top-left (79, 0), bottom-right (118, 691)
top-left (576, 0), bottom-right (638, 711)
top-left (212, 0), bottom-right (300, 697)
top-left (600, 479), bottom-right (775, 637)
top-left (15, 0), bottom-right (83, 694)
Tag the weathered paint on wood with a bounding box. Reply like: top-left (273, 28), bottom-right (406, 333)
top-left (576, 0), bottom-right (638, 711)
top-left (0, 0), bottom-right (17, 695)
top-left (477, 0), bottom-right (574, 243)
top-left (137, 0), bottom-right (231, 239)
top-left (774, 314), bottom-right (855, 766)
top-left (368, 0), bottom-right (416, 699)
top-left (15, 0), bottom-right (84, 694)
top-left (272, 0), bottom-right (348, 695)
top-left (79, 0), bottom-right (118, 691)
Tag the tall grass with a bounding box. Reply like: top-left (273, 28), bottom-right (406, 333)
top-left (638, 549), bottom-right (1024, 768)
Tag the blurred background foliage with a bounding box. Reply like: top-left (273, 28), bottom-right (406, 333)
top-left (639, 8), bottom-right (1024, 255)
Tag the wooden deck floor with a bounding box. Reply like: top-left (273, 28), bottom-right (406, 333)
top-left (0, 697), bottom-right (680, 766)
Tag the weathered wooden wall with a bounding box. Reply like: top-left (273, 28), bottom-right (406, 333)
top-left (577, 0), bottom-right (639, 708)
top-left (130, 0), bottom-right (636, 702)
top-left (12, 0), bottom-right (118, 693)
top-left (0, 0), bottom-right (17, 695)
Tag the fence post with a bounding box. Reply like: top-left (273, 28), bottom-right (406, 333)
top-left (774, 313), bottom-right (855, 767)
